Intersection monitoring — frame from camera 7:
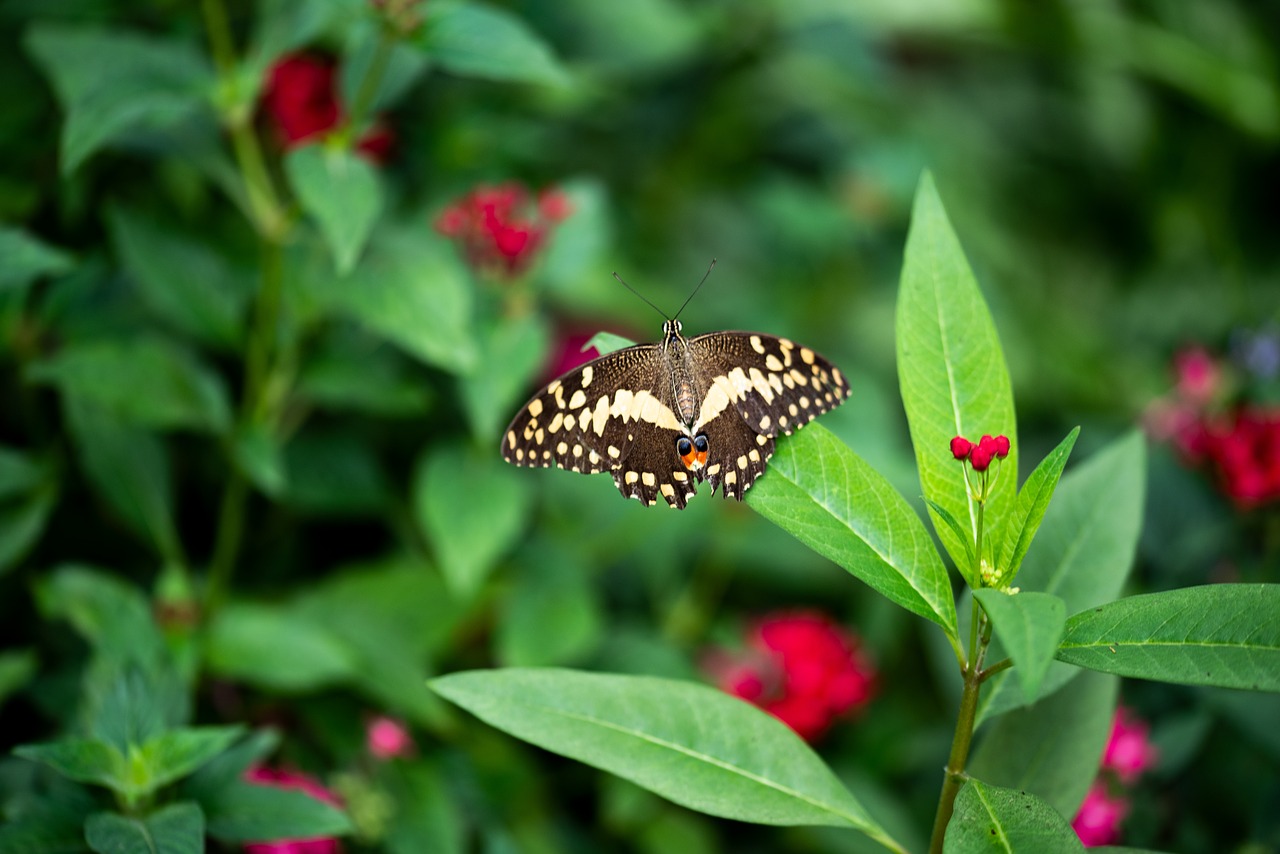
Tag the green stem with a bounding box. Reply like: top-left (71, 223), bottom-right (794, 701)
top-left (345, 26), bottom-right (398, 138)
top-left (928, 658), bottom-right (983, 854)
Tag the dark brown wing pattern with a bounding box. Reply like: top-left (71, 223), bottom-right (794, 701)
top-left (501, 344), bottom-right (701, 508)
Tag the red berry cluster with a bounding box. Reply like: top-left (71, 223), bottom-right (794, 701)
top-left (950, 433), bottom-right (1010, 472)
top-left (261, 54), bottom-right (394, 162)
top-left (434, 183), bottom-right (572, 278)
top-left (707, 611), bottom-right (877, 742)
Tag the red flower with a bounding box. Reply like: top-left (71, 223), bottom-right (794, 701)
top-left (992, 435), bottom-right (1010, 459)
top-left (707, 611), bottom-right (876, 742)
top-left (949, 434), bottom-right (1009, 472)
top-left (1174, 346), bottom-right (1221, 406)
top-left (1072, 781), bottom-right (1129, 847)
top-left (366, 716), bottom-right (414, 760)
top-left (969, 444), bottom-right (994, 472)
top-left (435, 183), bottom-right (572, 278)
top-left (243, 766), bottom-right (343, 854)
top-left (262, 54), bottom-right (395, 162)
top-left (949, 436), bottom-right (973, 459)
top-left (1102, 706), bottom-right (1159, 784)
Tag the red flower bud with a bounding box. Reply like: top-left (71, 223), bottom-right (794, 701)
top-left (950, 436), bottom-right (973, 460)
top-left (993, 435), bottom-right (1010, 459)
top-left (969, 445), bottom-right (994, 471)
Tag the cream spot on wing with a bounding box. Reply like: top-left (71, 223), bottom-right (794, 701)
top-left (779, 415), bottom-right (789, 428)
top-left (759, 414), bottom-right (771, 431)
top-left (749, 448), bottom-right (760, 462)
top-left (573, 444), bottom-right (583, 457)
top-left (548, 412), bottom-right (564, 433)
top-left (833, 368), bottom-right (845, 388)
top-left (528, 398), bottom-right (543, 417)
top-left (696, 381), bottom-right (732, 430)
top-left (756, 434), bottom-right (769, 446)
top-left (768, 372), bottom-right (783, 394)
top-left (672, 471), bottom-right (688, 482)
top-left (543, 449), bottom-right (551, 460)
top-left (765, 354), bottom-right (783, 372)
top-left (728, 367), bottom-right (752, 398)
top-left (581, 365), bottom-right (594, 388)
top-left (568, 389), bottom-right (586, 410)
top-left (800, 347), bottom-right (815, 365)
top-left (523, 423), bottom-right (535, 441)
top-left (788, 403), bottom-right (797, 418)
top-left (748, 367), bottom-right (775, 403)
top-left (589, 450), bottom-right (602, 465)
top-left (790, 368), bottom-right (808, 387)
top-left (725, 470), bottom-right (737, 486)
top-left (611, 389), bottom-right (633, 419)
top-left (706, 463), bottom-right (721, 476)
top-left (800, 396), bottom-right (810, 409)
top-left (556, 441), bottom-right (568, 455)
top-left (737, 455), bottom-right (748, 469)
top-left (782, 373), bottom-right (795, 389)
top-left (564, 413), bottom-right (576, 431)
top-left (554, 385), bottom-right (566, 409)
top-left (750, 335), bottom-right (766, 354)
top-left (516, 448), bottom-right (524, 461)
top-left (642, 472), bottom-right (655, 487)
top-left (661, 483), bottom-right (674, 498)
top-left (608, 445), bottom-right (621, 459)
top-left (625, 471), bottom-right (639, 485)
top-left (507, 430), bottom-right (517, 450)
top-left (592, 396), bottom-right (610, 436)
top-left (535, 428), bottom-right (545, 444)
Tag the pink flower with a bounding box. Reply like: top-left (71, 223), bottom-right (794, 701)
top-left (707, 611), bottom-right (876, 742)
top-left (366, 716), bottom-right (413, 760)
top-left (243, 767), bottom-right (343, 854)
top-left (1102, 707), bottom-right (1158, 784)
top-left (1072, 781), bottom-right (1129, 847)
top-left (1174, 346), bottom-right (1220, 406)
top-left (434, 183), bottom-right (572, 278)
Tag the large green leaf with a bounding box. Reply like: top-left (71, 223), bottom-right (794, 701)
top-left (379, 760), bottom-right (465, 854)
top-left (286, 145), bottom-right (383, 276)
top-left (63, 400), bottom-right (180, 561)
top-left (24, 25), bottom-right (213, 174)
top-left (0, 483), bottom-right (56, 575)
top-left (135, 727), bottom-right (244, 793)
top-left (85, 802), bottom-right (203, 854)
top-left (30, 338), bottom-right (231, 433)
top-left (973, 590), bottom-right (1066, 704)
top-left (1057, 584), bottom-right (1280, 691)
top-left (968, 669), bottom-right (1117, 819)
top-left (203, 781), bottom-right (351, 844)
top-left (179, 728), bottom-right (280, 802)
top-left (414, 443), bottom-right (531, 598)
top-left (321, 227), bottom-right (475, 373)
top-left (13, 740), bottom-right (126, 793)
top-left (431, 668), bottom-right (902, 850)
top-left (978, 432), bottom-right (1145, 721)
top-left (35, 565), bottom-right (165, 668)
top-left (897, 172), bottom-right (1017, 574)
top-left (999, 427), bottom-right (1078, 583)
top-left (0, 227), bottom-right (73, 293)
top-left (497, 547), bottom-right (602, 667)
top-left (107, 206), bottom-right (248, 349)
top-left (943, 780), bottom-right (1083, 853)
top-left (419, 1), bottom-right (569, 86)
top-left (748, 424), bottom-right (959, 644)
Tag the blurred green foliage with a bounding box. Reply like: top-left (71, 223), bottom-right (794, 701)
top-left (1, 0), bottom-right (1279, 852)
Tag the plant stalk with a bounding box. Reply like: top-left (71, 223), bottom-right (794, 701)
top-left (928, 649), bottom-right (985, 854)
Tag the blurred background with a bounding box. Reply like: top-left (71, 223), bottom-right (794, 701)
top-left (1, 0), bottom-right (1279, 851)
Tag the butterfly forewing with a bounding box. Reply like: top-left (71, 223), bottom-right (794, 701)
top-left (501, 324), bottom-right (850, 509)
top-left (502, 343), bottom-right (700, 508)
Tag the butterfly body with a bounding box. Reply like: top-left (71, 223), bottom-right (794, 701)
top-left (502, 320), bottom-right (849, 508)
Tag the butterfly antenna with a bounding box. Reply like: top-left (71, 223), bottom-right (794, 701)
top-left (612, 272), bottom-right (668, 321)
top-left (673, 258), bottom-right (717, 322)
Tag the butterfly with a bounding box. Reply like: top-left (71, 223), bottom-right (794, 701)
top-left (500, 280), bottom-right (850, 508)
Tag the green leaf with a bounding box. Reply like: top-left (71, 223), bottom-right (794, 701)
top-left (14, 740), bottom-right (126, 792)
top-left (0, 649), bottom-right (37, 707)
top-left (897, 172), bottom-right (1017, 574)
top-left (296, 330), bottom-right (431, 417)
top-left (107, 206), bottom-right (249, 349)
top-left (137, 727), bottom-right (244, 793)
top-left (748, 424), bottom-right (958, 642)
top-left (1056, 584), bottom-right (1280, 691)
top-left (82, 661), bottom-right (189, 753)
top-left (286, 145), bottom-right (383, 275)
top-left (978, 432), bottom-right (1146, 722)
top-left (943, 780), bottom-right (1083, 854)
top-left (584, 331), bottom-right (635, 356)
top-left (497, 547), bottom-right (602, 667)
top-left (85, 802), bottom-right (203, 854)
top-left (322, 227), bottom-right (475, 373)
top-left (231, 421), bottom-right (287, 497)
top-left (281, 431), bottom-right (389, 515)
top-left (973, 590), bottom-right (1067, 704)
top-left (64, 400), bottom-right (179, 559)
top-left (419, 1), bottom-right (569, 86)
top-left (24, 25), bottom-right (214, 174)
top-left (999, 427), bottom-right (1079, 583)
top-left (205, 604), bottom-right (357, 691)
top-left (460, 312), bottom-right (550, 441)
top-left (30, 338), bottom-right (231, 433)
top-left (0, 446), bottom-right (46, 498)
top-left (969, 669), bottom-right (1117, 819)
top-left (36, 565), bottom-right (167, 669)
top-left (379, 760), bottom-right (465, 854)
top-left (204, 781), bottom-right (352, 844)
top-left (431, 668), bottom-right (900, 849)
top-left (414, 443), bottom-right (531, 598)
top-left (0, 483), bottom-right (57, 575)
top-left (179, 729), bottom-right (280, 803)
top-left (924, 498), bottom-right (975, 580)
top-left (0, 227), bottom-right (73, 293)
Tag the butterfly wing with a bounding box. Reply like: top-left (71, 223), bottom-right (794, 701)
top-left (501, 344), bottom-right (700, 509)
top-left (687, 331), bottom-right (851, 500)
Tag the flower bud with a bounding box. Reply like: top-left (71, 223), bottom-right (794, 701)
top-left (950, 436), bottom-right (973, 460)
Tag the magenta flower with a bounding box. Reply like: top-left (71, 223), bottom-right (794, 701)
top-left (1072, 781), bottom-right (1129, 847)
top-left (243, 766), bottom-right (343, 854)
top-left (1102, 706), bottom-right (1159, 784)
top-left (366, 716), bottom-right (414, 760)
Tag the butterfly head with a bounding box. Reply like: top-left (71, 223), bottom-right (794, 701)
top-left (662, 319), bottom-right (683, 342)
